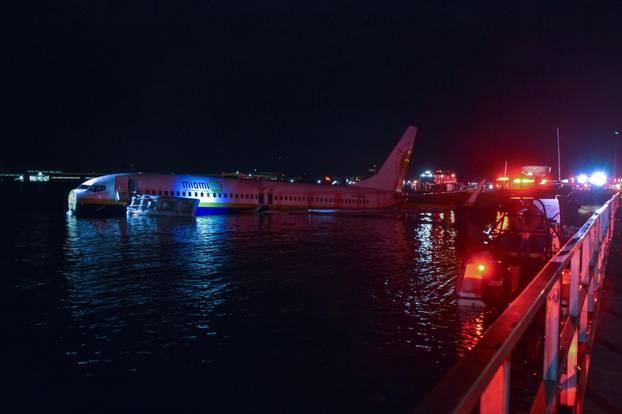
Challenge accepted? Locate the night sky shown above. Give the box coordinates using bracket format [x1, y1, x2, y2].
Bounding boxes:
[3, 1, 621, 179]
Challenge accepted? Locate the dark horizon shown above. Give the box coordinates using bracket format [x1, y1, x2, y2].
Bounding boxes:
[3, 2, 621, 180]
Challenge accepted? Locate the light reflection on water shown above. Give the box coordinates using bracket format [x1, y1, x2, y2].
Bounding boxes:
[14, 210, 497, 413]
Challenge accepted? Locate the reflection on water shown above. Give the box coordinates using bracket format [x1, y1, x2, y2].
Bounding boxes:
[13, 210, 498, 413]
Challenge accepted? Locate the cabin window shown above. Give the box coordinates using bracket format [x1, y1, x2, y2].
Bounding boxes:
[182, 192, 186, 196]
[200, 192, 204, 197]
[235, 194, 238, 198]
[157, 190, 162, 195]
[164, 191, 169, 196]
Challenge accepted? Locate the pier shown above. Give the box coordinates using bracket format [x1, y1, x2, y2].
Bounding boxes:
[584, 216, 622, 413]
[415, 193, 621, 414]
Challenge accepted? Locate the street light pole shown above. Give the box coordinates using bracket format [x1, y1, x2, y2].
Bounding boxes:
[614, 130, 620, 179]
[556, 127, 561, 182]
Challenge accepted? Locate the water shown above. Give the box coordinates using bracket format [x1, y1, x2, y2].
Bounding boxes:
[9, 209, 502, 413]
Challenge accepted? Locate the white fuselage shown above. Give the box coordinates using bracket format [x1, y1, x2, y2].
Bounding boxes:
[68, 173, 401, 215]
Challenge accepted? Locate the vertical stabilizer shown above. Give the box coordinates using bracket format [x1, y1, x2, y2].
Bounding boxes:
[356, 126, 417, 192]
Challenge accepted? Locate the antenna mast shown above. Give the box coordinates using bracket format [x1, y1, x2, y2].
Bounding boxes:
[556, 128, 561, 182]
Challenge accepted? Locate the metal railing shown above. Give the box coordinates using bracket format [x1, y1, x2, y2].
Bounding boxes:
[415, 193, 620, 414]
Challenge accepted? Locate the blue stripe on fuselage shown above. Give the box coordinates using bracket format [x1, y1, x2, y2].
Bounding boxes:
[195, 206, 253, 215]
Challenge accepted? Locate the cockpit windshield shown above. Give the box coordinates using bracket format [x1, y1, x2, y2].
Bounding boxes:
[78, 184, 90, 190]
[89, 185, 107, 192]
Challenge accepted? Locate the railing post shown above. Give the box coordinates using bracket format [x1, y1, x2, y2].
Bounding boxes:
[588, 272, 596, 313]
[580, 293, 589, 343]
[541, 277, 561, 412]
[560, 330, 579, 406]
[569, 251, 580, 319]
[580, 234, 590, 286]
[596, 240, 604, 288]
[544, 278, 560, 383]
[610, 201, 616, 241]
[480, 358, 510, 414]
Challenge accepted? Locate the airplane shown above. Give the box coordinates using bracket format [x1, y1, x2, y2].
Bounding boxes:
[67, 125, 417, 216]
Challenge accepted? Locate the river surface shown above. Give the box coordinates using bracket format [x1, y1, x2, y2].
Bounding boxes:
[9, 209, 523, 413]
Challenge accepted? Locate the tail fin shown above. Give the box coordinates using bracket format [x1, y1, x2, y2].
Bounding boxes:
[356, 126, 417, 192]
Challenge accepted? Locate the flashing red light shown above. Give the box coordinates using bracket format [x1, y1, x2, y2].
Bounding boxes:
[477, 264, 486, 272]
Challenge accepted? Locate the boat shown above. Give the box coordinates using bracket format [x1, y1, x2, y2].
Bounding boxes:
[456, 196, 567, 305]
[126, 195, 199, 217]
